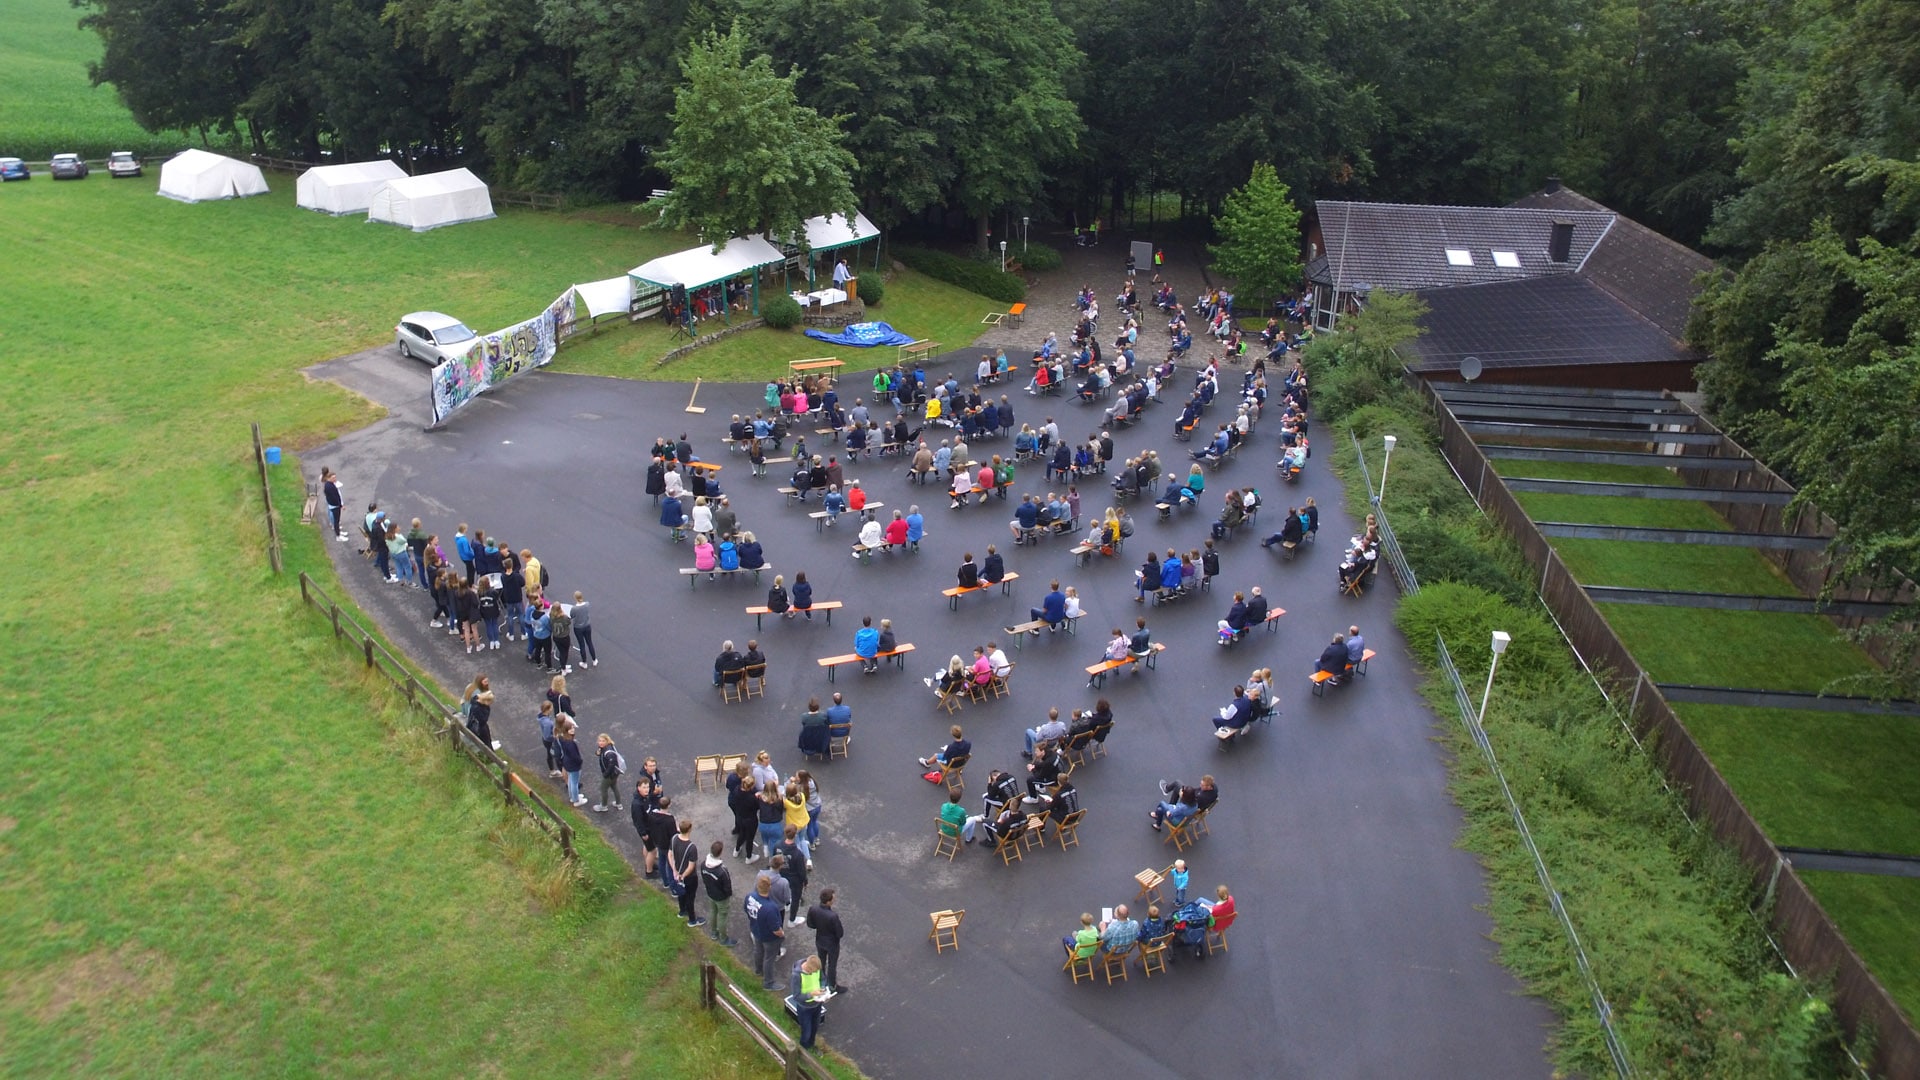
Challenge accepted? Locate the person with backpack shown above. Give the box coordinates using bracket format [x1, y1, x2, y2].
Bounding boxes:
[529, 602, 553, 670]
[462, 675, 497, 751]
[549, 602, 574, 674]
[667, 818, 705, 928]
[593, 733, 625, 812]
[701, 840, 737, 945]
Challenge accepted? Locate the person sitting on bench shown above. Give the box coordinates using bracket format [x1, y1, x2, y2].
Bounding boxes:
[1262, 508, 1305, 550]
[1315, 633, 1350, 685]
[956, 553, 980, 590]
[1031, 581, 1069, 631]
[1211, 685, 1255, 734]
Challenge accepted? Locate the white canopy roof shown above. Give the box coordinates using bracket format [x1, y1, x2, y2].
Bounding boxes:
[572, 276, 634, 319]
[367, 168, 495, 232]
[157, 149, 269, 203]
[790, 211, 879, 252]
[297, 159, 406, 215]
[628, 235, 787, 290]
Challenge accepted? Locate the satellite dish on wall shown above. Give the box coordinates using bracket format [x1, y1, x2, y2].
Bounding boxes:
[1460, 355, 1483, 382]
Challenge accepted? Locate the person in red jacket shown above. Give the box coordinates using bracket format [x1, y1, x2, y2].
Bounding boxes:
[883, 510, 909, 548]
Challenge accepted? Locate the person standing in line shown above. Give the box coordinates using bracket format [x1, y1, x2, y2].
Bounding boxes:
[530, 602, 554, 671]
[476, 581, 501, 651]
[702, 840, 737, 945]
[746, 875, 786, 990]
[549, 602, 574, 675]
[807, 887, 848, 993]
[756, 782, 786, 864]
[727, 763, 760, 861]
[789, 956, 828, 1049]
[556, 716, 585, 805]
[406, 517, 431, 588]
[462, 675, 498, 751]
[537, 701, 560, 778]
[798, 769, 823, 849]
[384, 522, 411, 586]
[593, 733, 623, 812]
[776, 825, 809, 925]
[321, 468, 346, 539]
[667, 818, 705, 927]
[570, 591, 598, 666]
[455, 577, 481, 655]
[499, 560, 526, 642]
[454, 524, 475, 584]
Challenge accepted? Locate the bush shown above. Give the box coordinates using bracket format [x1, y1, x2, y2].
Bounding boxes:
[857, 276, 884, 306]
[894, 245, 1026, 303]
[1019, 242, 1063, 272]
[1394, 581, 1563, 687]
[761, 294, 803, 329]
[1393, 516, 1532, 605]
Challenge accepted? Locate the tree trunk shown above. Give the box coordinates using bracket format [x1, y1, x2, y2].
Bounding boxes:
[975, 213, 990, 256]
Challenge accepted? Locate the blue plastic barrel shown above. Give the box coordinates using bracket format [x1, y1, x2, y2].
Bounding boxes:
[264, 446, 282, 465]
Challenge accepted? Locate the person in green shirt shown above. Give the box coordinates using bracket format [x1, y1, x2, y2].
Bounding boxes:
[1062, 912, 1100, 958]
[939, 791, 967, 840]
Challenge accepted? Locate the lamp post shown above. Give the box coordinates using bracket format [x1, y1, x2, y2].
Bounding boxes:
[1000, 240, 1008, 273]
[1379, 434, 1397, 503]
[1479, 630, 1511, 724]
[1022, 216, 1029, 252]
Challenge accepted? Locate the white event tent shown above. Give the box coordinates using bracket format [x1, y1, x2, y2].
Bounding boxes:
[629, 235, 787, 315]
[367, 168, 495, 232]
[297, 159, 407, 215]
[157, 149, 270, 203]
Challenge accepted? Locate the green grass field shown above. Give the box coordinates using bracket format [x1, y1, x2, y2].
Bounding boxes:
[1492, 446, 1920, 1022]
[0, 173, 856, 1074]
[0, 0, 185, 159]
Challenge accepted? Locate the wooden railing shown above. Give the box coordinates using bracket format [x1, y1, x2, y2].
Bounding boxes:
[251, 422, 283, 573]
[698, 963, 833, 1080]
[295, 570, 576, 859]
[494, 189, 564, 210]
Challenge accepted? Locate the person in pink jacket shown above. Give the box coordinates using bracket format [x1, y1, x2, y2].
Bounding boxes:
[694, 537, 718, 578]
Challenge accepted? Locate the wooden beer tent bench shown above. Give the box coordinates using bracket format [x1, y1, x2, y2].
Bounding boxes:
[1086, 642, 1165, 687]
[744, 600, 842, 629]
[817, 643, 916, 682]
[1311, 649, 1376, 696]
[944, 572, 1019, 610]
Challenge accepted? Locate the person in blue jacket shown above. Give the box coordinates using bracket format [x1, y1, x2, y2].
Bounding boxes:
[455, 525, 476, 584]
[660, 493, 686, 541]
[717, 537, 741, 572]
[792, 572, 815, 620]
[1158, 550, 1184, 594]
[854, 616, 881, 674]
[1030, 580, 1068, 630]
[905, 506, 925, 548]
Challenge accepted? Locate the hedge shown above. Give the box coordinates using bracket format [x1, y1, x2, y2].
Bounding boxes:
[893, 245, 1025, 303]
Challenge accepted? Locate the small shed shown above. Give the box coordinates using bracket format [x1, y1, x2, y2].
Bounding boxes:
[297, 159, 407, 215]
[157, 149, 270, 203]
[367, 168, 495, 232]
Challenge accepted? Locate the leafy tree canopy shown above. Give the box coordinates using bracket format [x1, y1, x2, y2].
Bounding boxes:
[1207, 162, 1303, 308]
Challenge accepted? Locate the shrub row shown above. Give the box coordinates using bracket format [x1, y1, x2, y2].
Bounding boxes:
[893, 245, 1026, 303]
[1303, 341, 1853, 1077]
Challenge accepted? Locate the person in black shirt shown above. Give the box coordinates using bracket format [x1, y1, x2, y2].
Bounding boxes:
[806, 888, 848, 993]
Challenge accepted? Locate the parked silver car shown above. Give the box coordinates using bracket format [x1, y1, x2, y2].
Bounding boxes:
[395, 311, 478, 364]
[49, 153, 88, 179]
[107, 151, 142, 178]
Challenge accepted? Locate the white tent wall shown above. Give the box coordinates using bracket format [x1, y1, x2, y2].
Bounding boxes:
[157, 149, 270, 203]
[297, 160, 407, 215]
[366, 168, 496, 232]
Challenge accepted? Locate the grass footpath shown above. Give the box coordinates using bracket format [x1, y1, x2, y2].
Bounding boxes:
[0, 175, 847, 1075]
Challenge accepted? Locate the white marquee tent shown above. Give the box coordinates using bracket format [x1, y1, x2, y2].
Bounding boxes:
[790, 211, 880, 253]
[297, 159, 407, 215]
[157, 149, 270, 203]
[367, 168, 495, 232]
[629, 235, 788, 291]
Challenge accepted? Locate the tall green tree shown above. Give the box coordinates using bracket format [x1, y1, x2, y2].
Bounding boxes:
[649, 22, 857, 248]
[1208, 163, 1303, 309]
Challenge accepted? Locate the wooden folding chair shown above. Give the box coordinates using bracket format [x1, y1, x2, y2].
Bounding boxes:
[1190, 805, 1212, 838]
[719, 673, 746, 704]
[718, 753, 748, 778]
[941, 754, 969, 797]
[1061, 729, 1094, 767]
[827, 724, 853, 759]
[1022, 812, 1050, 852]
[1100, 948, 1130, 984]
[1207, 925, 1229, 956]
[929, 909, 965, 953]
[1164, 815, 1200, 852]
[1089, 722, 1113, 759]
[1139, 933, 1173, 978]
[966, 677, 992, 704]
[990, 824, 1024, 865]
[933, 816, 961, 861]
[991, 663, 1014, 698]
[743, 663, 768, 700]
[936, 684, 964, 714]
[1052, 808, 1086, 849]
[1061, 940, 1095, 984]
[693, 754, 724, 791]
[1134, 865, 1167, 905]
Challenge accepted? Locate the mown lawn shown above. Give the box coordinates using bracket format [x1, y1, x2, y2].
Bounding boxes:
[1799, 873, 1920, 1026]
[0, 174, 818, 1076]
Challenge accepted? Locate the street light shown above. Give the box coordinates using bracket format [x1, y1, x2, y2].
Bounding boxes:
[1379, 434, 1397, 503]
[1478, 630, 1511, 724]
[1022, 216, 1030, 252]
[1000, 240, 1008, 272]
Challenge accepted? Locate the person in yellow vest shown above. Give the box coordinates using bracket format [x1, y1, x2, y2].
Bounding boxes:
[789, 955, 829, 1047]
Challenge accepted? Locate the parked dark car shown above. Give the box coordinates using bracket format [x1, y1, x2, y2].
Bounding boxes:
[50, 154, 89, 179]
[0, 157, 28, 181]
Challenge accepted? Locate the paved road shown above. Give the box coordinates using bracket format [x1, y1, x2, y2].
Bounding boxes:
[301, 240, 1555, 1080]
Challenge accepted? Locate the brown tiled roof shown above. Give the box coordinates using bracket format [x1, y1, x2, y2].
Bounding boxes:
[1507, 187, 1717, 340]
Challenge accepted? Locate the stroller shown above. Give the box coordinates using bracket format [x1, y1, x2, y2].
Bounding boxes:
[1171, 900, 1212, 960]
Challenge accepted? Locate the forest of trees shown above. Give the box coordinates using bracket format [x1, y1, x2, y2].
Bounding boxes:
[80, 0, 1918, 618]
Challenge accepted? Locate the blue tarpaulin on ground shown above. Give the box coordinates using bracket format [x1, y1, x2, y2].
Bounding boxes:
[803, 321, 916, 347]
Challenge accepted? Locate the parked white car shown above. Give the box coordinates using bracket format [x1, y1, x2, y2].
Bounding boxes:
[395, 311, 478, 364]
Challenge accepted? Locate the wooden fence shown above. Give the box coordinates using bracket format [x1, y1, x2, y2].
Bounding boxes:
[295, 570, 576, 859]
[1420, 379, 1918, 1078]
[698, 963, 833, 1080]
[494, 189, 564, 210]
[251, 422, 283, 574]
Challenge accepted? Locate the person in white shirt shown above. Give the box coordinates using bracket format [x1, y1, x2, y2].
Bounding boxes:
[987, 641, 1012, 679]
[1063, 586, 1084, 619]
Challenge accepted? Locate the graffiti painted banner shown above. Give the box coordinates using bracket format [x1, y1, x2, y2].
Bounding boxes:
[429, 288, 579, 426]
